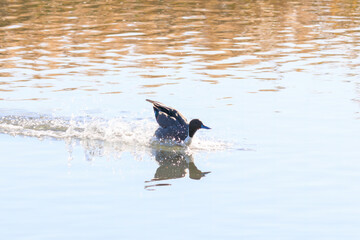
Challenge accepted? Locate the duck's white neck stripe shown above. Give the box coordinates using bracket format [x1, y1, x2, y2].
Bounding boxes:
[184, 136, 192, 146]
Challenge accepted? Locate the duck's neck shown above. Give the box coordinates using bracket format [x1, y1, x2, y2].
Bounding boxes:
[189, 126, 196, 138]
[184, 136, 192, 146]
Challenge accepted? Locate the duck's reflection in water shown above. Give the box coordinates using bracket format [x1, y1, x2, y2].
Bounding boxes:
[145, 149, 210, 190]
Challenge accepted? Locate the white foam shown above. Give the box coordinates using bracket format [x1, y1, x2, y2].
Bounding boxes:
[0, 114, 233, 156]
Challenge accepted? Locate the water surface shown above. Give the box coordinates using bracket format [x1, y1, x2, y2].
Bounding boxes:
[1, 0, 360, 239]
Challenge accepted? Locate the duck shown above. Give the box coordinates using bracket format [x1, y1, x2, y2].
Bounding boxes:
[146, 99, 210, 145]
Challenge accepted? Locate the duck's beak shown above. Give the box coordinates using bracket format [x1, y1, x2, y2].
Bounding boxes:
[201, 124, 211, 129]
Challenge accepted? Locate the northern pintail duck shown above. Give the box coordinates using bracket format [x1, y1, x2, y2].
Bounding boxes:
[146, 99, 210, 145]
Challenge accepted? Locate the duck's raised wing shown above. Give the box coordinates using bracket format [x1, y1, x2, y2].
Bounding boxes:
[146, 99, 187, 128]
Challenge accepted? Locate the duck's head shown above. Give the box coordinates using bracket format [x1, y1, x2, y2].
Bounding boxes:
[188, 119, 211, 138]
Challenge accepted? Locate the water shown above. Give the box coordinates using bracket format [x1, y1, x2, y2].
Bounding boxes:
[1, 0, 360, 239]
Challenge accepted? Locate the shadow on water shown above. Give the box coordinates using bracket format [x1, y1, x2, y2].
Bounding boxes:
[144, 149, 210, 191]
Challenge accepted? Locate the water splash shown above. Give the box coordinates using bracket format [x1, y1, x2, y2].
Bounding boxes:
[0, 114, 153, 143]
[0, 113, 232, 156]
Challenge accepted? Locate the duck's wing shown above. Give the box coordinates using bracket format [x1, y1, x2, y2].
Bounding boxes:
[146, 99, 187, 128]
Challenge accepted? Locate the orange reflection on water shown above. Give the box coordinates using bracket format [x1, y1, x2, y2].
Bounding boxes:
[0, 0, 359, 99]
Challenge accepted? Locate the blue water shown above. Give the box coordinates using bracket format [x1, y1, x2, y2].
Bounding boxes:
[1, 0, 360, 239]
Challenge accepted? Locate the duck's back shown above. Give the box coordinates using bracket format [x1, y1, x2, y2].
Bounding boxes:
[155, 123, 188, 142]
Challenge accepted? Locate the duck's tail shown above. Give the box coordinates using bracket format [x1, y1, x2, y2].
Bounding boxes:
[146, 99, 156, 104]
[146, 99, 161, 118]
[146, 99, 165, 107]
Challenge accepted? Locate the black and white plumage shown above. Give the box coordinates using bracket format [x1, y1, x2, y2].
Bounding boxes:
[146, 99, 210, 145]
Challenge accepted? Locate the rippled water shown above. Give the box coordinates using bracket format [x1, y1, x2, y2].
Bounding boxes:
[1, 0, 360, 239]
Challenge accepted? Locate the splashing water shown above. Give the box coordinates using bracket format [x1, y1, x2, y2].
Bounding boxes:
[0, 114, 153, 144]
[0, 113, 233, 156]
